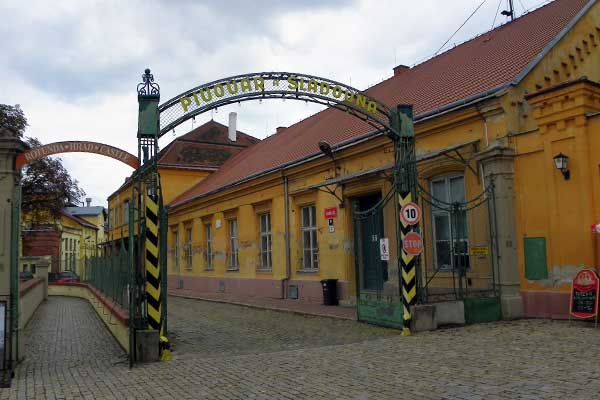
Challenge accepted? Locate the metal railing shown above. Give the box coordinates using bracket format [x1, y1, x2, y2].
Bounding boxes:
[82, 245, 130, 308]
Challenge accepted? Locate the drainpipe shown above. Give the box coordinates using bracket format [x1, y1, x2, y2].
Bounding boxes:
[283, 175, 291, 299]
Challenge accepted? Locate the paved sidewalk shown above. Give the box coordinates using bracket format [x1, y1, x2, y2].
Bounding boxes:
[167, 296, 395, 360]
[4, 295, 600, 399]
[168, 287, 357, 320]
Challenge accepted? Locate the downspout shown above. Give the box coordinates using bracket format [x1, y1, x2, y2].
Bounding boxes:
[283, 175, 291, 299]
[10, 186, 21, 365]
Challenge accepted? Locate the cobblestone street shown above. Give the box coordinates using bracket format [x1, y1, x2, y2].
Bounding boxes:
[2, 296, 600, 399]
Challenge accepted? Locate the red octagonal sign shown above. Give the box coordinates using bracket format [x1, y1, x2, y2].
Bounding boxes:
[403, 232, 423, 256]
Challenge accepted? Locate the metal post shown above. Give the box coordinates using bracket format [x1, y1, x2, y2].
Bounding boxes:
[128, 200, 135, 368]
[390, 104, 419, 336]
[159, 193, 168, 336]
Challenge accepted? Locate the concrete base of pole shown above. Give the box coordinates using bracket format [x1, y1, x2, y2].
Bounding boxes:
[135, 330, 159, 362]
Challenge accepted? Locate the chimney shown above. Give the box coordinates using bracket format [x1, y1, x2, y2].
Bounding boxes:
[85, 198, 92, 207]
[228, 112, 237, 142]
[276, 126, 287, 134]
[393, 64, 410, 76]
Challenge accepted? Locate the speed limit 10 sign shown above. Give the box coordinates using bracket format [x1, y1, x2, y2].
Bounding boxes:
[400, 202, 421, 225]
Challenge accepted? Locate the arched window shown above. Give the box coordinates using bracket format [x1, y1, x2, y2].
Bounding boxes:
[430, 174, 469, 271]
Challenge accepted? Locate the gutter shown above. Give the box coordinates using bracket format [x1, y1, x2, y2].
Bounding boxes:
[283, 175, 291, 299]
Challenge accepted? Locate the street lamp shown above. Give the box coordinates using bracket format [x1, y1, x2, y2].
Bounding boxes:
[318, 140, 334, 160]
[318, 139, 344, 207]
[553, 153, 570, 180]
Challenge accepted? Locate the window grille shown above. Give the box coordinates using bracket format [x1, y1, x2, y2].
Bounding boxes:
[430, 175, 469, 271]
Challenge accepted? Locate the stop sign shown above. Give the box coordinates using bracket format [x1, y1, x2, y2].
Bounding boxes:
[403, 232, 423, 256]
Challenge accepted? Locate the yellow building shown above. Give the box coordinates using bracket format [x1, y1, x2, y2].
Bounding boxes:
[163, 0, 600, 319]
[106, 120, 259, 244]
[21, 207, 99, 276]
[64, 198, 107, 244]
[59, 210, 99, 276]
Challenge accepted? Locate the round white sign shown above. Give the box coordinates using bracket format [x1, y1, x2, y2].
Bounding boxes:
[400, 202, 421, 225]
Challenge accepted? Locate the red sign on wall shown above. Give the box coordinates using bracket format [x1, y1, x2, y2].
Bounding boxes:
[324, 207, 337, 219]
[570, 269, 600, 320]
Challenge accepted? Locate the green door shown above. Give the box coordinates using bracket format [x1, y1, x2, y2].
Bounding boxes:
[353, 193, 402, 329]
[357, 194, 386, 291]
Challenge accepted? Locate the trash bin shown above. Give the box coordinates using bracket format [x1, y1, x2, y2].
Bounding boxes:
[321, 279, 338, 306]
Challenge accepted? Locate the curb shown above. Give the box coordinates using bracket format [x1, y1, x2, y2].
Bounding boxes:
[168, 292, 357, 321]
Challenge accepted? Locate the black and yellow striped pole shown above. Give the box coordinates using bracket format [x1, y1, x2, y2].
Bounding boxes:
[390, 104, 419, 336]
[399, 192, 417, 336]
[145, 193, 161, 333]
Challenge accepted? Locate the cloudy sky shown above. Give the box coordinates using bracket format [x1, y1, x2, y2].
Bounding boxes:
[1, 0, 549, 207]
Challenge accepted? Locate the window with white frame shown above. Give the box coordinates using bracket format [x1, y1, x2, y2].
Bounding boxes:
[173, 229, 180, 272]
[301, 205, 319, 271]
[259, 213, 272, 270]
[185, 226, 193, 270]
[205, 224, 213, 270]
[228, 219, 239, 270]
[430, 174, 469, 271]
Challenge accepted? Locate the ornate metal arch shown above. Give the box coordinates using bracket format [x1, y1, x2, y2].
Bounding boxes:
[158, 72, 395, 137]
[15, 141, 140, 169]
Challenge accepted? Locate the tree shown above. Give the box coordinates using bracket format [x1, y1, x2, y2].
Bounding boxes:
[0, 104, 27, 138]
[21, 137, 86, 222]
[0, 104, 86, 222]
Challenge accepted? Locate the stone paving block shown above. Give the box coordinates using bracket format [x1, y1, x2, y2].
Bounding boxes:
[4, 296, 600, 399]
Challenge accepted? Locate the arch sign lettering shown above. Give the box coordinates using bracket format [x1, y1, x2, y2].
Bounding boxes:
[158, 72, 394, 137]
[15, 141, 140, 169]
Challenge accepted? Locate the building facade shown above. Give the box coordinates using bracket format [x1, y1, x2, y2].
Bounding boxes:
[162, 0, 600, 319]
[106, 120, 260, 244]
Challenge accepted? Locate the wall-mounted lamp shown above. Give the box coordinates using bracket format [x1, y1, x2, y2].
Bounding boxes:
[553, 152, 570, 180]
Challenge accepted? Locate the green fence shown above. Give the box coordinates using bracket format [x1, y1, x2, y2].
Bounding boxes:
[82, 245, 130, 308]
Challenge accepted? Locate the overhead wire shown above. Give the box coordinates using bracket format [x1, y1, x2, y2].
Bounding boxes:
[434, 0, 489, 56]
[517, 0, 528, 13]
[491, 0, 503, 29]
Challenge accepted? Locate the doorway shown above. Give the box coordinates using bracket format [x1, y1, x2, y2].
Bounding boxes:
[354, 193, 387, 292]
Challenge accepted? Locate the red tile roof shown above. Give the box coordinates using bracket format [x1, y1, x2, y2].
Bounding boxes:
[158, 120, 260, 169]
[108, 120, 259, 200]
[170, 0, 591, 208]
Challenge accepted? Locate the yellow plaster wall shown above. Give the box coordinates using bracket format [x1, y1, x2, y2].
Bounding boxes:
[516, 80, 600, 293]
[168, 127, 498, 299]
[160, 168, 211, 205]
[107, 168, 210, 243]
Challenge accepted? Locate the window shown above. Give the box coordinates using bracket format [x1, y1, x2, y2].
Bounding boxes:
[430, 175, 469, 271]
[185, 227, 193, 270]
[301, 205, 318, 271]
[64, 238, 76, 271]
[205, 224, 213, 270]
[228, 219, 239, 270]
[173, 229, 180, 272]
[259, 213, 272, 270]
[123, 200, 129, 224]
